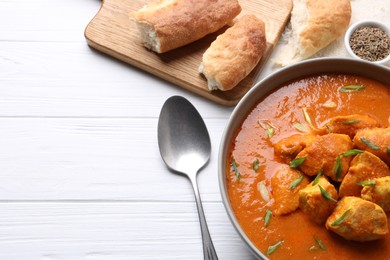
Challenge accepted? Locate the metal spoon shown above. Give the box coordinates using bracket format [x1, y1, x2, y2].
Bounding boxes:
[157, 96, 218, 260]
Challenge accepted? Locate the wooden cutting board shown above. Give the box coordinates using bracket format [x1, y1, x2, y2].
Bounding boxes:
[85, 0, 292, 106]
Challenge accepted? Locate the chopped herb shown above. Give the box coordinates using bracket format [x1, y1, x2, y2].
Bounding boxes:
[386, 147, 390, 157]
[267, 127, 275, 138]
[231, 157, 241, 181]
[331, 209, 351, 226]
[360, 137, 380, 150]
[342, 119, 361, 125]
[334, 155, 342, 180]
[325, 124, 331, 134]
[264, 209, 272, 227]
[293, 123, 309, 133]
[258, 181, 270, 202]
[290, 175, 304, 190]
[319, 185, 337, 203]
[290, 157, 306, 168]
[258, 120, 276, 139]
[315, 237, 327, 251]
[267, 240, 284, 256]
[312, 170, 322, 186]
[302, 108, 313, 127]
[357, 180, 376, 186]
[341, 149, 364, 157]
[339, 85, 365, 92]
[322, 100, 337, 108]
[253, 158, 260, 172]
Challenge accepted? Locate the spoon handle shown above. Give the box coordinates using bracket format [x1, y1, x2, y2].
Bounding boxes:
[189, 174, 219, 260]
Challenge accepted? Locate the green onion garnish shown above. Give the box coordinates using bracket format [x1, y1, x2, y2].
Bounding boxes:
[293, 123, 309, 133]
[325, 125, 331, 134]
[357, 180, 376, 186]
[342, 119, 361, 125]
[386, 147, 390, 157]
[290, 157, 306, 168]
[312, 170, 322, 186]
[360, 137, 380, 150]
[266, 127, 275, 138]
[231, 157, 241, 181]
[253, 158, 260, 172]
[331, 209, 351, 226]
[341, 149, 364, 157]
[319, 185, 337, 203]
[315, 237, 326, 251]
[302, 108, 313, 127]
[258, 120, 276, 139]
[339, 85, 365, 92]
[264, 209, 272, 227]
[267, 240, 284, 256]
[334, 155, 342, 180]
[290, 175, 304, 190]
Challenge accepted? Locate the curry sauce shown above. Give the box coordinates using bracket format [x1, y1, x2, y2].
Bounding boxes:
[226, 74, 390, 259]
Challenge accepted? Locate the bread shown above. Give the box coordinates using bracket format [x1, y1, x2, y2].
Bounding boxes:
[199, 15, 267, 91]
[129, 0, 241, 53]
[274, 0, 351, 66]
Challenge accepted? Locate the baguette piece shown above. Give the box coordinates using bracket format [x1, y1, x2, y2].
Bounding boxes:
[274, 0, 351, 66]
[130, 0, 241, 53]
[199, 15, 266, 91]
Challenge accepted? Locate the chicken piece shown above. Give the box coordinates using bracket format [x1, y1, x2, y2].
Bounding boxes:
[354, 127, 390, 166]
[270, 165, 310, 216]
[298, 175, 338, 224]
[362, 176, 390, 212]
[315, 114, 380, 138]
[339, 151, 390, 197]
[296, 133, 354, 181]
[326, 196, 388, 241]
[273, 134, 316, 163]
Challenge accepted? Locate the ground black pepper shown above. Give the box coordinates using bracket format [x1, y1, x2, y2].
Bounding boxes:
[349, 25, 390, 62]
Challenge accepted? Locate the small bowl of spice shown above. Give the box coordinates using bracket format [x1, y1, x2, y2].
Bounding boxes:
[344, 20, 390, 64]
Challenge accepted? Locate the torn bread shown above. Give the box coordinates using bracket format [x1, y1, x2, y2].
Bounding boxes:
[199, 15, 266, 91]
[274, 0, 351, 66]
[129, 0, 241, 53]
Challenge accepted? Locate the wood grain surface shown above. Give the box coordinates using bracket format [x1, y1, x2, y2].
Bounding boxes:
[2, 0, 389, 259]
[85, 0, 292, 106]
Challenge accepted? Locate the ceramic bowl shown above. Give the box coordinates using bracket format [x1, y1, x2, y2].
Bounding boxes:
[218, 58, 390, 259]
[344, 20, 390, 65]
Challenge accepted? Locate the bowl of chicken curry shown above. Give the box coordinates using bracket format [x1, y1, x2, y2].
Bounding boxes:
[219, 58, 390, 259]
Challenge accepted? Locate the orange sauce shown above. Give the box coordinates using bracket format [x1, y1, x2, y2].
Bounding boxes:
[226, 74, 390, 259]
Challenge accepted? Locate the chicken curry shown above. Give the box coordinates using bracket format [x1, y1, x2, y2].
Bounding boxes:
[226, 73, 390, 259]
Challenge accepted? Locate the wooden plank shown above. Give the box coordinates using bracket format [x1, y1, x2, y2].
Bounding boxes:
[0, 41, 234, 118]
[0, 202, 255, 259]
[0, 0, 99, 42]
[85, 0, 292, 105]
[0, 118, 226, 201]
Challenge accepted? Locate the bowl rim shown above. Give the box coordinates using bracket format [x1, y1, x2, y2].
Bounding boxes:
[344, 20, 390, 64]
[218, 58, 390, 260]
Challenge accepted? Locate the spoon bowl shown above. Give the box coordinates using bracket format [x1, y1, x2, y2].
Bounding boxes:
[158, 96, 211, 175]
[158, 96, 218, 260]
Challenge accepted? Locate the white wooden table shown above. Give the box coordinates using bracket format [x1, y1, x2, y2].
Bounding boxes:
[0, 1, 388, 259]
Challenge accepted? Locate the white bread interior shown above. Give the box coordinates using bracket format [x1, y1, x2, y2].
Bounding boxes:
[275, 0, 309, 66]
[274, 0, 351, 66]
[134, 21, 161, 53]
[198, 63, 221, 91]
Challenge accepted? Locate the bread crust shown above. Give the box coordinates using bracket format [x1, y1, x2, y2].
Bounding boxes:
[130, 0, 241, 53]
[200, 15, 266, 91]
[274, 0, 351, 66]
[300, 0, 351, 58]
